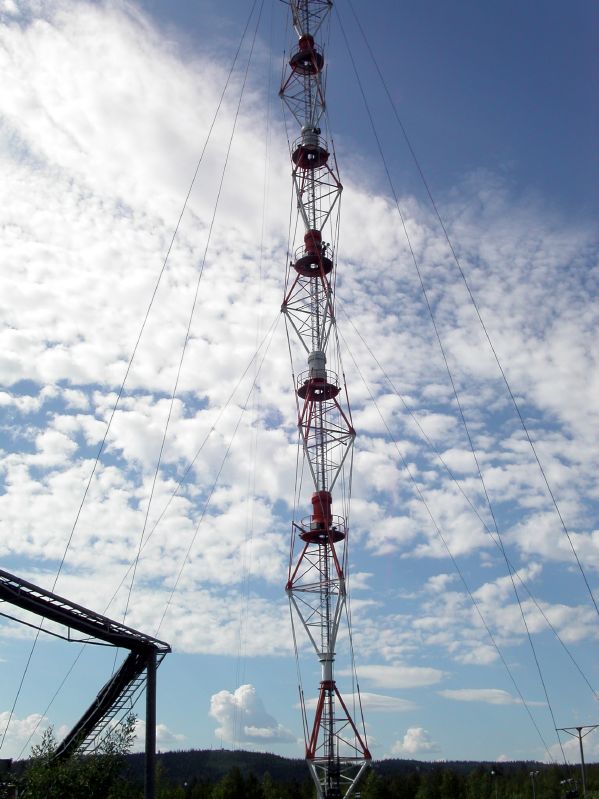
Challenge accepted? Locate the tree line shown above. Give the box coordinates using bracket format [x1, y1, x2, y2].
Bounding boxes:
[4, 718, 599, 799]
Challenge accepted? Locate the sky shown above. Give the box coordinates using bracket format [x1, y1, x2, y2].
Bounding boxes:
[0, 0, 598, 769]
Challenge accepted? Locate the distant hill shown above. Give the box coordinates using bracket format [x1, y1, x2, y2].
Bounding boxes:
[122, 748, 576, 786]
[124, 748, 309, 785]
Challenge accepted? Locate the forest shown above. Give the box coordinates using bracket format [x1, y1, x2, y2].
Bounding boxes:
[128, 756, 599, 799]
[3, 722, 598, 799]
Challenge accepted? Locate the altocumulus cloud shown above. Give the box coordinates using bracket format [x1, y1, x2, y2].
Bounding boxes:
[0, 0, 597, 673]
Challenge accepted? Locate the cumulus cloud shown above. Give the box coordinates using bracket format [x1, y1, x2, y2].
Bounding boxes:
[133, 718, 186, 752]
[550, 729, 599, 764]
[0, 711, 47, 757]
[391, 727, 440, 756]
[209, 684, 296, 745]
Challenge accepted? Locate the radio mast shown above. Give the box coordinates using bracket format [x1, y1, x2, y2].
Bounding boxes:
[279, 2, 371, 797]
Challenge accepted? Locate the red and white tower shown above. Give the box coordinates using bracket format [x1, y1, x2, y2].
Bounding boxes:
[280, 2, 371, 797]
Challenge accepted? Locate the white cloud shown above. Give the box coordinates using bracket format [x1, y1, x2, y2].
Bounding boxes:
[209, 684, 296, 745]
[0, 0, 596, 662]
[549, 729, 599, 764]
[351, 560, 599, 679]
[359, 692, 417, 713]
[347, 664, 446, 690]
[391, 727, 440, 756]
[0, 0, 19, 18]
[425, 572, 458, 594]
[0, 711, 47, 757]
[302, 691, 416, 714]
[133, 718, 185, 752]
[438, 688, 544, 706]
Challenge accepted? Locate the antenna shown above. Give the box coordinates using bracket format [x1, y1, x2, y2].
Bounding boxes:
[279, 2, 371, 797]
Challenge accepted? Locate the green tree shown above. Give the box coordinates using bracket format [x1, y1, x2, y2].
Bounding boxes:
[361, 769, 391, 799]
[415, 770, 441, 799]
[396, 770, 422, 799]
[187, 776, 214, 799]
[245, 771, 265, 799]
[262, 771, 279, 799]
[23, 714, 137, 799]
[211, 766, 246, 799]
[464, 767, 486, 799]
[440, 767, 462, 799]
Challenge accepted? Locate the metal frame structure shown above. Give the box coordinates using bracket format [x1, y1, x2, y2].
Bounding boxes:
[557, 725, 599, 797]
[0, 567, 170, 799]
[280, 2, 371, 797]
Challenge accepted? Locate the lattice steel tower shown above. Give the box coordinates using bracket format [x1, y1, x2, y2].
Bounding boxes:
[280, 2, 371, 797]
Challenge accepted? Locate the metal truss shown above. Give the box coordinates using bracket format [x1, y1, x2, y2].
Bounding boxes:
[0, 567, 170, 799]
[279, 2, 371, 796]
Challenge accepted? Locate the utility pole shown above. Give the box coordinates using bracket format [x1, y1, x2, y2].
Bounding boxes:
[279, 2, 371, 797]
[491, 769, 499, 799]
[530, 769, 540, 799]
[557, 725, 599, 797]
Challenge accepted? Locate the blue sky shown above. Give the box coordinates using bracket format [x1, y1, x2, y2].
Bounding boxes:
[0, 0, 598, 766]
[338, 0, 599, 219]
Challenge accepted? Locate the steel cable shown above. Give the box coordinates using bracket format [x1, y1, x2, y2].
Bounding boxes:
[343, 0, 599, 622]
[338, 302, 599, 704]
[0, 0, 262, 756]
[335, 5, 570, 762]
[341, 330, 556, 763]
[14, 313, 281, 758]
